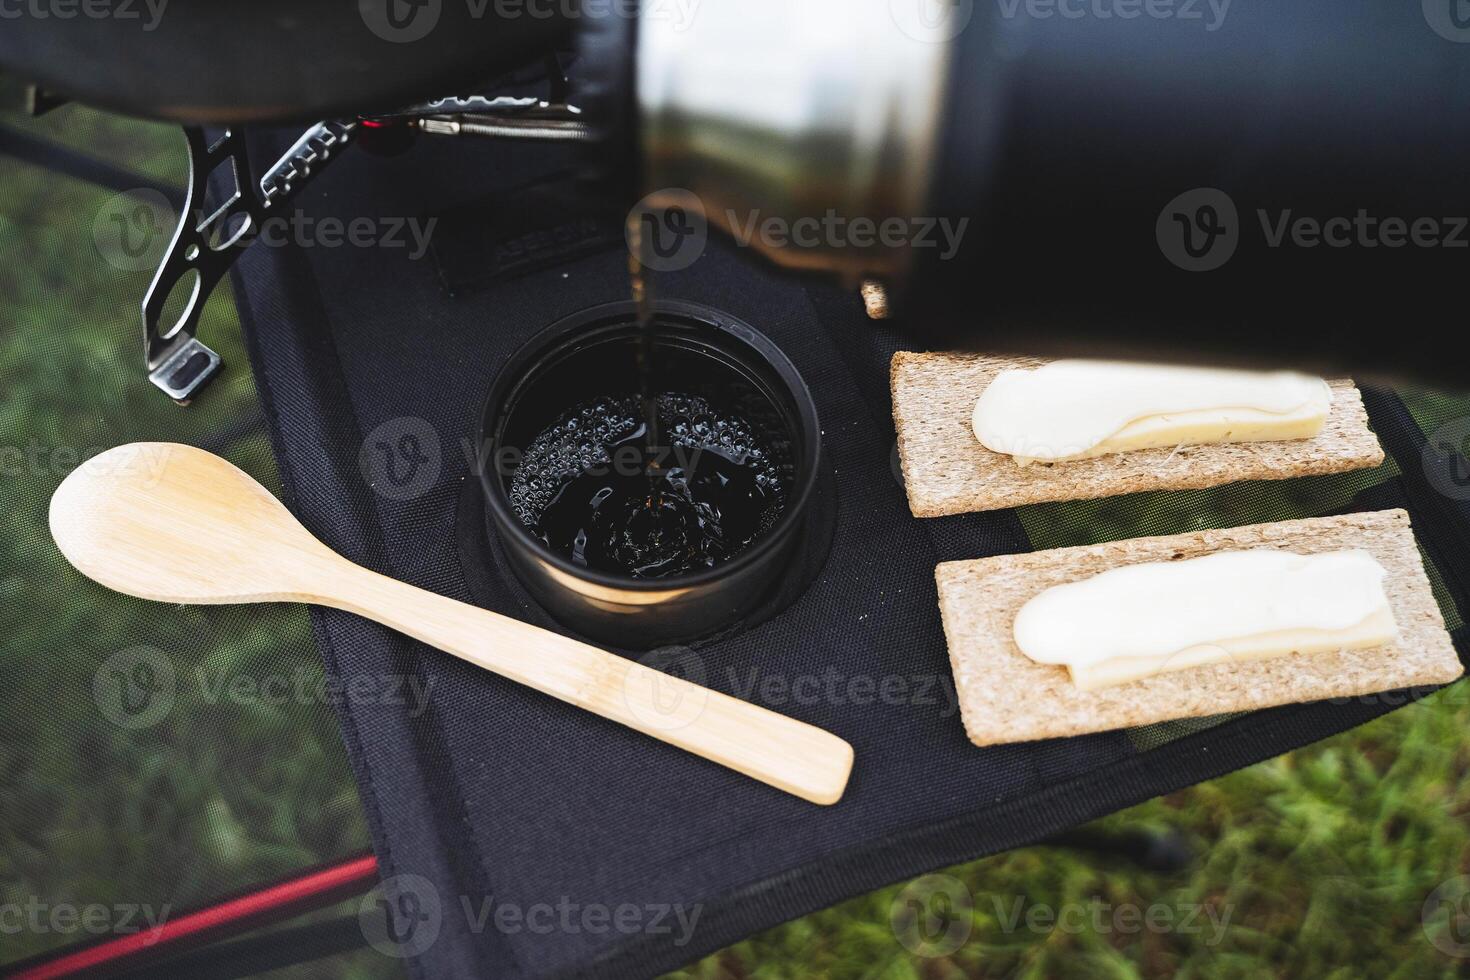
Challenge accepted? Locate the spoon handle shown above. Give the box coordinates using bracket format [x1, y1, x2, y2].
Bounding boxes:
[313, 561, 854, 805]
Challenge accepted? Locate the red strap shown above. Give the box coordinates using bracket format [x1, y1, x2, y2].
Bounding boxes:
[10, 854, 380, 979]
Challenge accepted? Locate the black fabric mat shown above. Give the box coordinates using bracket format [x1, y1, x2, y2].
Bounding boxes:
[228, 130, 1470, 979]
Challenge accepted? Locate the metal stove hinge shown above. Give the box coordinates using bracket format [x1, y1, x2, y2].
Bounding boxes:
[144, 121, 358, 402]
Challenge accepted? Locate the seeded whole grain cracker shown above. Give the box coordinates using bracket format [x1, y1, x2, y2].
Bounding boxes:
[890, 352, 1384, 517]
[934, 510, 1463, 747]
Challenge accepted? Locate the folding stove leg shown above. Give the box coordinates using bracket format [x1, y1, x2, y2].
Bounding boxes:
[143, 122, 357, 403]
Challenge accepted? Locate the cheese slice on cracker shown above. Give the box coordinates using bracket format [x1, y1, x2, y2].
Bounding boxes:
[972, 360, 1332, 465]
[934, 510, 1462, 747]
[1011, 549, 1397, 691]
[889, 352, 1384, 518]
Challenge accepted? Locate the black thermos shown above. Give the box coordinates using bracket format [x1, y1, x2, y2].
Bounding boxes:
[908, 0, 1470, 382]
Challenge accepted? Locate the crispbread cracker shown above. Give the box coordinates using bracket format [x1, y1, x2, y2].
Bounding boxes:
[935, 510, 1462, 747]
[890, 352, 1384, 517]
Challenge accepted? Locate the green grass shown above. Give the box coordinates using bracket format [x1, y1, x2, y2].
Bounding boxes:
[3, 84, 1469, 979]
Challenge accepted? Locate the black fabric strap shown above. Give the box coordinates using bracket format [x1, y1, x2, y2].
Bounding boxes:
[0, 124, 184, 204]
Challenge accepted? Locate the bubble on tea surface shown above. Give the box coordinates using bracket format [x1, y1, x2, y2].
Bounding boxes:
[509, 392, 786, 546]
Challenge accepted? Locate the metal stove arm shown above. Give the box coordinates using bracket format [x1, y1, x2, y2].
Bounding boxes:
[386, 94, 590, 142]
[386, 55, 589, 140]
[144, 121, 357, 403]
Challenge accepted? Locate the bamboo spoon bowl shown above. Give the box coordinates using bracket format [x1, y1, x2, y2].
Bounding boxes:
[49, 443, 854, 805]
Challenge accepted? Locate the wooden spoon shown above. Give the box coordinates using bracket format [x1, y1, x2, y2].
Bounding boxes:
[49, 442, 853, 805]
